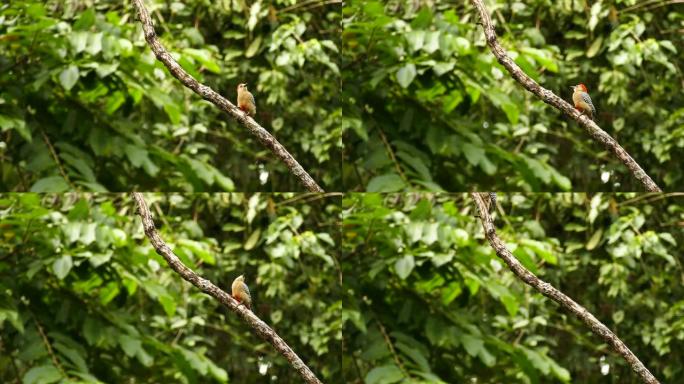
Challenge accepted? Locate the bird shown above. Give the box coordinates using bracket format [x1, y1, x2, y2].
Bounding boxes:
[237, 83, 256, 117]
[571, 83, 596, 120]
[231, 275, 252, 310]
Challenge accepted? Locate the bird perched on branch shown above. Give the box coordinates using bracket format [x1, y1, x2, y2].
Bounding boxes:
[231, 275, 252, 310]
[571, 83, 596, 120]
[237, 83, 256, 117]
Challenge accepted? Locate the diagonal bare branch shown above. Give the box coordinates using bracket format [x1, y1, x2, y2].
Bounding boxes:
[470, 192, 659, 384]
[131, 193, 323, 384]
[469, 0, 661, 192]
[131, 0, 324, 192]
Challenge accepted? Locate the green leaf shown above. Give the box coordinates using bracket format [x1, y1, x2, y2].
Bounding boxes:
[587, 36, 603, 58]
[586, 228, 603, 250]
[53, 342, 88, 373]
[441, 282, 462, 305]
[52, 255, 73, 280]
[405, 31, 425, 52]
[86, 32, 103, 55]
[124, 144, 159, 176]
[501, 102, 519, 124]
[118, 334, 141, 357]
[159, 294, 177, 317]
[105, 92, 126, 115]
[0, 309, 24, 334]
[432, 62, 455, 76]
[588, 2, 602, 31]
[406, 222, 423, 244]
[396, 64, 416, 88]
[245, 36, 262, 58]
[184, 48, 221, 74]
[520, 47, 558, 73]
[0, 115, 31, 142]
[462, 142, 484, 166]
[26, 3, 46, 18]
[423, 31, 440, 53]
[95, 63, 118, 78]
[99, 281, 120, 305]
[244, 228, 261, 250]
[500, 294, 519, 316]
[74, 8, 96, 30]
[396, 151, 431, 181]
[365, 365, 404, 384]
[69, 32, 88, 53]
[442, 90, 463, 113]
[367, 173, 407, 192]
[163, 102, 182, 125]
[396, 341, 430, 372]
[461, 334, 484, 357]
[22, 365, 61, 384]
[395, 255, 415, 279]
[59, 65, 80, 91]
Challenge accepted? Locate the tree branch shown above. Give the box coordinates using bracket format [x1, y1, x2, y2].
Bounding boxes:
[470, 192, 659, 384]
[469, 0, 661, 192]
[130, 0, 324, 192]
[131, 193, 323, 384]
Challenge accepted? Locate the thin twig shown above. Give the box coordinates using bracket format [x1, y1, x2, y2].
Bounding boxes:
[470, 192, 659, 384]
[469, 0, 661, 192]
[376, 126, 409, 185]
[350, 351, 364, 383]
[278, 0, 341, 14]
[375, 318, 410, 379]
[276, 192, 344, 206]
[618, 192, 684, 206]
[33, 317, 67, 379]
[131, 193, 322, 384]
[130, 0, 323, 192]
[621, 0, 684, 13]
[619, 0, 663, 13]
[41, 131, 73, 189]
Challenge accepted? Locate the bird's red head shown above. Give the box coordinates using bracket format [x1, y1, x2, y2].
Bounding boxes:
[576, 83, 588, 92]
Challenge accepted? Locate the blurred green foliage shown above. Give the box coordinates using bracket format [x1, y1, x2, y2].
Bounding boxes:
[342, 193, 684, 383]
[342, 0, 684, 191]
[0, 0, 342, 192]
[0, 193, 342, 383]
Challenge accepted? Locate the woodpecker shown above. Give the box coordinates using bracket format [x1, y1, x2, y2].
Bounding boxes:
[231, 275, 252, 310]
[237, 83, 256, 117]
[571, 84, 596, 120]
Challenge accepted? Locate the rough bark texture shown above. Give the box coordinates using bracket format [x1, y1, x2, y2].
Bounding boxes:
[131, 0, 323, 193]
[469, 0, 661, 192]
[470, 193, 659, 384]
[132, 193, 323, 384]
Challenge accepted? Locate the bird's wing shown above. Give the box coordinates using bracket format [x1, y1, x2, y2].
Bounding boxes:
[248, 92, 255, 106]
[581, 93, 596, 114]
[241, 282, 251, 298]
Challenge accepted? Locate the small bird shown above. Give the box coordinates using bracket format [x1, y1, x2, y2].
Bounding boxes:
[237, 83, 256, 117]
[231, 275, 252, 310]
[571, 83, 596, 120]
